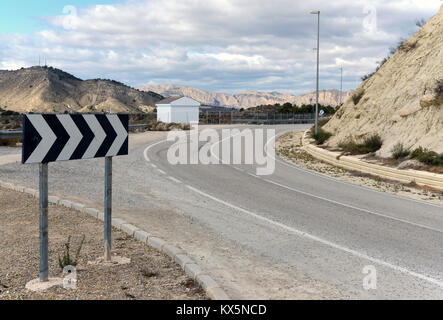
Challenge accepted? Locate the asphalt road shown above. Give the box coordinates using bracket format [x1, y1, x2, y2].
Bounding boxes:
[1, 124, 442, 299]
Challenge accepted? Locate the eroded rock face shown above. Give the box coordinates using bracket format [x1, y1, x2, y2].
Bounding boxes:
[324, 5, 443, 158]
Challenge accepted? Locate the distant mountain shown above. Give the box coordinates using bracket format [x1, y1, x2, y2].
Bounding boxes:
[0, 66, 163, 113]
[139, 84, 353, 109]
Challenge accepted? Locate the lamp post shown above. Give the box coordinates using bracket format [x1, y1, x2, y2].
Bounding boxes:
[340, 66, 343, 106]
[311, 10, 320, 134]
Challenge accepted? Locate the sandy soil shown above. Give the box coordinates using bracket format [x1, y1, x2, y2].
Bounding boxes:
[276, 131, 443, 206]
[0, 187, 205, 300]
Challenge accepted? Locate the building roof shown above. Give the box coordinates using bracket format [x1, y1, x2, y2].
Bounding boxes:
[156, 96, 183, 104]
[156, 96, 201, 107]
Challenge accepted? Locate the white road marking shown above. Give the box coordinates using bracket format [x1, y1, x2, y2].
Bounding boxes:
[144, 129, 443, 233]
[157, 169, 166, 175]
[246, 171, 443, 234]
[143, 138, 167, 163]
[185, 184, 443, 289]
[265, 130, 443, 209]
[168, 176, 182, 184]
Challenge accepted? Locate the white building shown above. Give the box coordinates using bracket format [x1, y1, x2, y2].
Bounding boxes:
[156, 96, 201, 124]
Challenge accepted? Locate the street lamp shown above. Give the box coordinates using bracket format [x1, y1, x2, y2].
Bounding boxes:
[340, 66, 343, 106]
[311, 10, 320, 134]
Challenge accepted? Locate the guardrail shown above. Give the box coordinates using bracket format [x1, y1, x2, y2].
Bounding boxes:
[0, 125, 149, 139]
[128, 124, 149, 131]
[0, 130, 22, 140]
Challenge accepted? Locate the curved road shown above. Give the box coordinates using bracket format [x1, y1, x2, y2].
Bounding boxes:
[0, 124, 442, 299]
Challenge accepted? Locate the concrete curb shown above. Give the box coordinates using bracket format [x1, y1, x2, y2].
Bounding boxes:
[0, 181, 230, 300]
[301, 130, 443, 191]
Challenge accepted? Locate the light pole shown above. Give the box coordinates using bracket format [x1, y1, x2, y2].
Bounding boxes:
[311, 10, 320, 134]
[340, 66, 343, 106]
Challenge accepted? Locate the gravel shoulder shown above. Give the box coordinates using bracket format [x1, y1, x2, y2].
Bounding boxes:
[276, 131, 443, 206]
[0, 187, 205, 300]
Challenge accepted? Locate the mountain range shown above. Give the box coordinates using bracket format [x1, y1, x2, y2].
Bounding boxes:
[0, 66, 163, 113]
[139, 84, 353, 109]
[0, 66, 352, 114]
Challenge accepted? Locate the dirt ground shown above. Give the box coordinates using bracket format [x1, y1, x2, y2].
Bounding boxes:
[276, 131, 443, 206]
[0, 187, 206, 300]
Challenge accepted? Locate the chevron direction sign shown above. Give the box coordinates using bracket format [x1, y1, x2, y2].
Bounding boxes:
[22, 114, 129, 164]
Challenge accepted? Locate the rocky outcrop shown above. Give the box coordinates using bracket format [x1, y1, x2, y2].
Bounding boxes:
[140, 84, 352, 109]
[324, 5, 443, 157]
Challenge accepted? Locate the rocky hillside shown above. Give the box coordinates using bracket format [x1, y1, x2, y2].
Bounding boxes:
[140, 84, 352, 109]
[0, 66, 163, 113]
[324, 6, 443, 157]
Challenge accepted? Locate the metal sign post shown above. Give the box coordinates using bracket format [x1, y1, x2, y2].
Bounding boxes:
[39, 163, 49, 282]
[104, 156, 112, 261]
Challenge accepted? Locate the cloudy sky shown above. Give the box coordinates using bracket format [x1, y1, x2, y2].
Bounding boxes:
[0, 0, 441, 94]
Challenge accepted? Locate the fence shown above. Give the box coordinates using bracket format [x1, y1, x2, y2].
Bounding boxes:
[200, 111, 316, 125]
[0, 112, 318, 139]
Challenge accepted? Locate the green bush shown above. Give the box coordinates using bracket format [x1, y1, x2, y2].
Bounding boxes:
[58, 235, 85, 271]
[410, 147, 443, 166]
[339, 134, 383, 155]
[338, 139, 361, 154]
[391, 143, 410, 159]
[311, 128, 332, 145]
[363, 134, 383, 152]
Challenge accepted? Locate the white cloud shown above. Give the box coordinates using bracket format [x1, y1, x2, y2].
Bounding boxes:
[0, 0, 441, 93]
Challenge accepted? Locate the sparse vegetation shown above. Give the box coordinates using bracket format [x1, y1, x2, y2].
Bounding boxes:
[415, 18, 427, 28]
[361, 57, 389, 81]
[58, 235, 85, 271]
[363, 134, 383, 152]
[399, 39, 417, 53]
[391, 143, 410, 159]
[147, 120, 191, 132]
[352, 89, 365, 105]
[311, 128, 332, 145]
[339, 134, 383, 155]
[253, 103, 336, 115]
[410, 147, 443, 166]
[0, 137, 21, 147]
[0, 110, 20, 116]
[435, 79, 443, 97]
[44, 66, 82, 81]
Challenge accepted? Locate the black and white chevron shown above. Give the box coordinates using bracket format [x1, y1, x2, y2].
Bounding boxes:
[22, 114, 129, 164]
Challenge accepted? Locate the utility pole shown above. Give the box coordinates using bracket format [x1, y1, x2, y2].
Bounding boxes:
[311, 10, 320, 134]
[340, 66, 343, 106]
